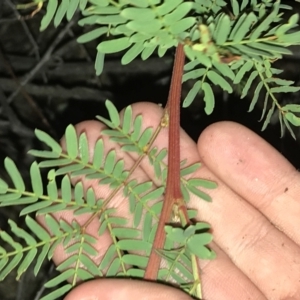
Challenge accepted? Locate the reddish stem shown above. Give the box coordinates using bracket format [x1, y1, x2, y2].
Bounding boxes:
[144, 43, 186, 280]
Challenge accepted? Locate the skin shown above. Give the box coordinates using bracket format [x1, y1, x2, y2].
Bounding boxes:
[42, 102, 300, 300]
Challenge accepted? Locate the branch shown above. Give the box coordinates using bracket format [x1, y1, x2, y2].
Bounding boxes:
[144, 43, 186, 280]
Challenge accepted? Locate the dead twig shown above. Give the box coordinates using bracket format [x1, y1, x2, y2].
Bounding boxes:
[4, 18, 77, 105]
[0, 77, 112, 101]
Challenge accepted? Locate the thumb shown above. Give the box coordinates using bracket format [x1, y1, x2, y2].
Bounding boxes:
[64, 279, 193, 300]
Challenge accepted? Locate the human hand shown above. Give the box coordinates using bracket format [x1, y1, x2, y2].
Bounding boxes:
[43, 102, 300, 300]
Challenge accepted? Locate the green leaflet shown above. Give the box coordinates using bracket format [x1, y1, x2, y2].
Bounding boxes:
[248, 81, 264, 112]
[250, 3, 280, 40]
[95, 51, 105, 75]
[234, 60, 253, 84]
[97, 38, 131, 54]
[122, 42, 144, 65]
[163, 2, 193, 25]
[77, 27, 109, 43]
[207, 70, 233, 93]
[232, 12, 257, 43]
[170, 17, 195, 35]
[285, 112, 300, 126]
[4, 158, 25, 192]
[127, 19, 162, 34]
[67, 0, 79, 20]
[32, 129, 62, 155]
[202, 82, 215, 115]
[121, 8, 156, 21]
[30, 162, 43, 197]
[214, 13, 231, 44]
[241, 70, 258, 98]
[156, 0, 183, 15]
[183, 80, 202, 108]
[230, 0, 239, 16]
[40, 0, 58, 31]
[54, 0, 69, 27]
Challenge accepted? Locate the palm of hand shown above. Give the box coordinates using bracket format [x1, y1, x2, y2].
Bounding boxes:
[42, 103, 300, 300]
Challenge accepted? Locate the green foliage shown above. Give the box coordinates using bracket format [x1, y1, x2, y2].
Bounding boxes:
[0, 100, 216, 300]
[9, 0, 300, 298]
[24, 0, 300, 137]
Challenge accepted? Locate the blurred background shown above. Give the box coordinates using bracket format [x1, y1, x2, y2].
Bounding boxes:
[0, 0, 300, 299]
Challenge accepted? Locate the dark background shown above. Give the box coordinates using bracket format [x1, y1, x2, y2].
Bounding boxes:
[0, 0, 300, 299]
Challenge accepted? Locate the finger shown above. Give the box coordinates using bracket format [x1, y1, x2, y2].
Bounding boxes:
[64, 279, 192, 300]
[196, 121, 300, 299]
[45, 103, 171, 269]
[62, 106, 266, 299]
[44, 118, 155, 268]
[198, 121, 300, 246]
[49, 104, 265, 298]
[200, 242, 266, 300]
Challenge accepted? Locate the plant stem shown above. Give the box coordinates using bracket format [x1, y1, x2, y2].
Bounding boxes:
[144, 43, 186, 280]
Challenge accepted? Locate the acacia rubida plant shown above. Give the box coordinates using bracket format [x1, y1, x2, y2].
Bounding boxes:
[1, 0, 300, 299]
